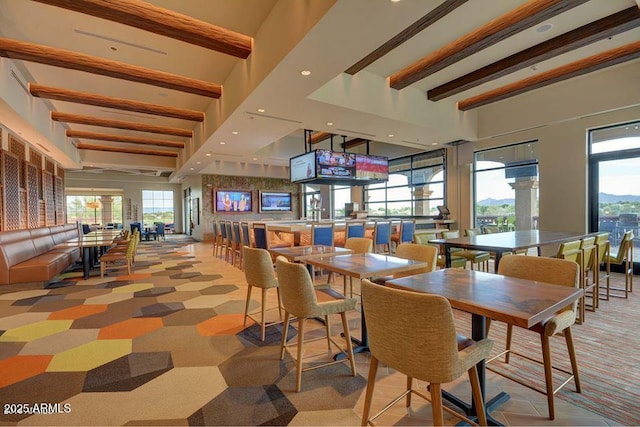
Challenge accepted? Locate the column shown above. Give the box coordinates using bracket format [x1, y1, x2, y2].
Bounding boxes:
[99, 196, 113, 225]
[413, 187, 433, 216]
[508, 179, 538, 230]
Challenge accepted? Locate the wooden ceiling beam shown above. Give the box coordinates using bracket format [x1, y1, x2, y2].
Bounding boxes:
[32, 0, 252, 59]
[52, 111, 192, 137]
[343, 138, 369, 150]
[389, 0, 589, 90]
[309, 131, 332, 145]
[458, 41, 640, 111]
[29, 84, 204, 121]
[75, 142, 178, 157]
[345, 0, 467, 75]
[0, 38, 221, 98]
[429, 7, 640, 101]
[67, 129, 184, 148]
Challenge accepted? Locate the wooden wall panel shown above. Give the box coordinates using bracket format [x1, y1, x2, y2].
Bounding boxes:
[3, 151, 22, 231]
[45, 157, 55, 174]
[43, 170, 55, 226]
[9, 135, 26, 189]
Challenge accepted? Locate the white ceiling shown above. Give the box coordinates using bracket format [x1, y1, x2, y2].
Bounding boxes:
[0, 0, 638, 181]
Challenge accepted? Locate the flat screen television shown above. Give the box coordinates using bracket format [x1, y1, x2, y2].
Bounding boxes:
[259, 191, 292, 212]
[356, 154, 389, 181]
[316, 150, 356, 178]
[213, 189, 252, 213]
[290, 151, 316, 182]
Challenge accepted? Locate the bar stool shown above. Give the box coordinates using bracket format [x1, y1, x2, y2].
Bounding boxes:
[243, 247, 282, 341]
[345, 220, 365, 239]
[390, 219, 415, 252]
[594, 233, 611, 300]
[372, 220, 391, 254]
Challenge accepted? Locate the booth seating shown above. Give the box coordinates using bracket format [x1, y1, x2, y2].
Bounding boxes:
[0, 224, 80, 285]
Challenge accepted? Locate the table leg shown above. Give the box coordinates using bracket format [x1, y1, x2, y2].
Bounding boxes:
[445, 245, 452, 268]
[335, 278, 369, 361]
[441, 313, 509, 426]
[82, 247, 92, 279]
[493, 251, 504, 273]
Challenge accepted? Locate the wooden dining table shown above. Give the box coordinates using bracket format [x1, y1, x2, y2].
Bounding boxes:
[304, 253, 431, 358]
[386, 268, 583, 425]
[430, 230, 594, 272]
[268, 244, 353, 262]
[56, 231, 121, 279]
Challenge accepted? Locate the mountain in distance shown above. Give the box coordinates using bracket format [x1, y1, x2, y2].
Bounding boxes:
[477, 198, 515, 206]
[599, 193, 640, 203]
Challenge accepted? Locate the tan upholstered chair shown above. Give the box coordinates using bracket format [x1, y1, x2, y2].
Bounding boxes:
[489, 255, 581, 420]
[360, 280, 493, 426]
[413, 232, 466, 269]
[555, 240, 585, 323]
[275, 257, 357, 392]
[243, 247, 282, 341]
[100, 234, 137, 278]
[340, 237, 373, 297]
[372, 243, 437, 285]
[579, 236, 598, 311]
[442, 230, 490, 271]
[594, 232, 611, 300]
[607, 230, 634, 298]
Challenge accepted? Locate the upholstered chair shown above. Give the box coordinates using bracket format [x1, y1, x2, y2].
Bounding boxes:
[372, 221, 392, 254]
[390, 220, 415, 252]
[413, 232, 466, 269]
[242, 247, 283, 341]
[372, 243, 437, 285]
[490, 255, 581, 420]
[555, 240, 585, 323]
[594, 233, 611, 300]
[607, 230, 634, 298]
[341, 237, 373, 297]
[100, 236, 137, 278]
[579, 236, 598, 311]
[442, 230, 491, 271]
[275, 257, 357, 392]
[360, 280, 493, 426]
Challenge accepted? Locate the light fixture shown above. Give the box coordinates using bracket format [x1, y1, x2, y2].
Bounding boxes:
[232, 131, 238, 135]
[196, 161, 201, 164]
[206, 153, 212, 156]
[431, 142, 438, 146]
[253, 157, 258, 161]
[86, 200, 101, 224]
[300, 70, 311, 76]
[327, 122, 333, 126]
[257, 108, 265, 113]
[388, 134, 394, 138]
[536, 23, 553, 33]
[189, 167, 194, 170]
[220, 141, 226, 145]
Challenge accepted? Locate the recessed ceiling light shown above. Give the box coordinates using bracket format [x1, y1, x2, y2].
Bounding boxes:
[388, 134, 394, 138]
[220, 141, 226, 145]
[232, 131, 238, 135]
[253, 157, 258, 161]
[390, 0, 401, 2]
[196, 161, 201, 165]
[158, 92, 168, 97]
[431, 142, 438, 146]
[300, 70, 311, 76]
[189, 167, 194, 170]
[536, 23, 553, 33]
[206, 153, 212, 156]
[257, 108, 265, 113]
[110, 46, 117, 51]
[327, 122, 333, 126]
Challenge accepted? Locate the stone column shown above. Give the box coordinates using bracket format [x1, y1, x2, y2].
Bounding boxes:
[99, 196, 113, 225]
[508, 179, 538, 230]
[413, 187, 433, 216]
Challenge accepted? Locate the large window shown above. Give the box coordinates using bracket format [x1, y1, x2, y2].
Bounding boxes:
[332, 185, 351, 219]
[142, 190, 174, 225]
[364, 150, 445, 217]
[474, 141, 539, 230]
[66, 195, 123, 225]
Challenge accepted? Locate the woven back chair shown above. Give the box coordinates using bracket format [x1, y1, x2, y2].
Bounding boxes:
[242, 247, 282, 341]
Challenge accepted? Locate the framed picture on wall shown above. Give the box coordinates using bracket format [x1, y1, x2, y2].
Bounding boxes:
[213, 189, 253, 213]
[259, 191, 292, 213]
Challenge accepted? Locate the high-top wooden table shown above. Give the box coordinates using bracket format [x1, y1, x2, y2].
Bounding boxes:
[386, 268, 583, 425]
[430, 230, 593, 272]
[304, 253, 431, 358]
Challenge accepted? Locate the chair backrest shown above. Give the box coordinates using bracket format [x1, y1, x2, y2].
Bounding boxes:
[220, 221, 228, 239]
[612, 231, 634, 264]
[82, 224, 91, 234]
[311, 223, 335, 246]
[441, 230, 460, 239]
[243, 247, 278, 289]
[241, 222, 251, 247]
[399, 220, 415, 243]
[465, 228, 482, 237]
[373, 221, 391, 246]
[212, 221, 219, 238]
[252, 222, 268, 249]
[413, 232, 437, 245]
[498, 255, 579, 314]
[556, 240, 582, 264]
[232, 222, 241, 244]
[595, 232, 610, 264]
[346, 221, 365, 238]
[344, 237, 373, 254]
[225, 221, 233, 244]
[394, 243, 438, 275]
[617, 213, 638, 226]
[482, 225, 500, 234]
[579, 236, 596, 269]
[155, 222, 165, 236]
[276, 257, 321, 318]
[361, 280, 461, 383]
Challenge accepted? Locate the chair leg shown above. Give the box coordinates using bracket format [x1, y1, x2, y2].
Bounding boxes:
[429, 383, 444, 426]
[276, 287, 283, 320]
[280, 312, 290, 360]
[406, 376, 413, 407]
[564, 327, 581, 393]
[261, 288, 267, 341]
[541, 334, 555, 420]
[243, 286, 252, 327]
[100, 261, 105, 278]
[296, 317, 306, 392]
[325, 315, 331, 350]
[361, 356, 379, 426]
[468, 366, 487, 426]
[505, 324, 513, 363]
[340, 312, 356, 376]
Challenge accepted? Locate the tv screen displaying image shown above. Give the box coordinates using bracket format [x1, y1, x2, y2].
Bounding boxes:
[356, 154, 389, 180]
[214, 190, 252, 213]
[260, 192, 292, 212]
[316, 150, 356, 178]
[290, 151, 316, 182]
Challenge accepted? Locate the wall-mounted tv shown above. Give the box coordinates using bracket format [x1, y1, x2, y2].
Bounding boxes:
[214, 189, 252, 213]
[290, 151, 316, 183]
[356, 154, 389, 181]
[316, 150, 356, 178]
[259, 191, 292, 212]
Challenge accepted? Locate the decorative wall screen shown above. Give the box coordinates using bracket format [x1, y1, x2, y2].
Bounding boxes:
[2, 151, 22, 231]
[9, 135, 26, 190]
[26, 163, 40, 229]
[43, 171, 55, 226]
[54, 176, 65, 225]
[45, 158, 55, 174]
